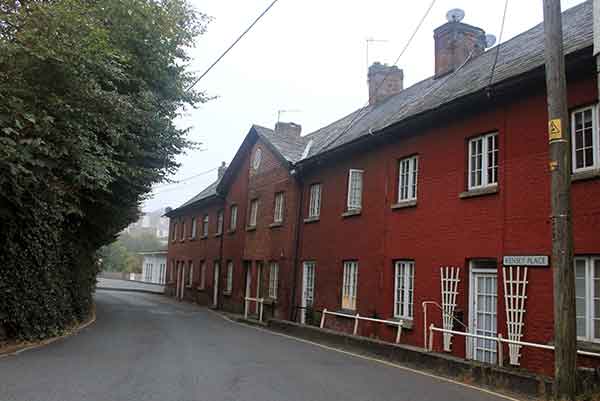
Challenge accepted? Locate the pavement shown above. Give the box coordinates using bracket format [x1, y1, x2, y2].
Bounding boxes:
[0, 291, 516, 401]
[96, 277, 165, 293]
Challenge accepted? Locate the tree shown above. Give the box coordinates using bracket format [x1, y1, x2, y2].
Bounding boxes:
[0, 0, 210, 339]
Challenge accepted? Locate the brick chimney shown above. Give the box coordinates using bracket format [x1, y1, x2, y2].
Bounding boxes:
[217, 161, 227, 179]
[434, 19, 486, 78]
[368, 62, 404, 105]
[275, 122, 302, 136]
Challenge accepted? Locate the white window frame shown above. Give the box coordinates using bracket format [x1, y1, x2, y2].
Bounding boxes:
[468, 132, 498, 190]
[269, 262, 279, 299]
[394, 261, 415, 320]
[199, 261, 206, 289]
[347, 169, 363, 211]
[187, 261, 194, 287]
[202, 214, 209, 237]
[181, 221, 186, 241]
[224, 261, 233, 294]
[308, 183, 321, 218]
[253, 147, 262, 170]
[249, 199, 258, 228]
[342, 261, 358, 311]
[571, 105, 599, 173]
[274, 192, 285, 223]
[171, 223, 177, 242]
[216, 210, 224, 235]
[230, 205, 238, 231]
[191, 217, 197, 239]
[575, 256, 600, 342]
[398, 155, 418, 202]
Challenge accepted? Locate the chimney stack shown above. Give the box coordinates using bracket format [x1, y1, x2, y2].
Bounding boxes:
[434, 13, 486, 78]
[275, 121, 302, 137]
[368, 62, 404, 105]
[217, 161, 227, 179]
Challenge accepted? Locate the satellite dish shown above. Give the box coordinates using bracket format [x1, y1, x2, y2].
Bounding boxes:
[485, 34, 497, 48]
[446, 8, 465, 23]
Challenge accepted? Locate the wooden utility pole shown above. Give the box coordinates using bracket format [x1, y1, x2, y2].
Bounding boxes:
[542, 0, 576, 399]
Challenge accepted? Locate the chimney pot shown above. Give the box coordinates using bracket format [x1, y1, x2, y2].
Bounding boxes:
[275, 121, 302, 136]
[368, 62, 404, 105]
[434, 18, 486, 78]
[217, 161, 227, 179]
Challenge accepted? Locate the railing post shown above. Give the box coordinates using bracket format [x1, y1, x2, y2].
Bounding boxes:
[353, 313, 360, 336]
[423, 302, 428, 349]
[395, 322, 403, 344]
[320, 309, 327, 328]
[498, 333, 504, 367]
[428, 324, 434, 352]
[244, 298, 248, 319]
[259, 299, 264, 322]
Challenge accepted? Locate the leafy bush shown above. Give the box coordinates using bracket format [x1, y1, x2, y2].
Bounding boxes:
[0, 0, 209, 339]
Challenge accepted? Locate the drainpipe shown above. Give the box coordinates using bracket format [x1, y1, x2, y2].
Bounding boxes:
[289, 168, 304, 322]
[217, 195, 226, 310]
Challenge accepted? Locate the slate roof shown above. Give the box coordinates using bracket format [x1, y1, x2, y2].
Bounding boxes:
[303, 0, 593, 158]
[168, 1, 593, 214]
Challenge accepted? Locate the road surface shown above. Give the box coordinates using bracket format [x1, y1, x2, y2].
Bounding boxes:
[0, 291, 513, 401]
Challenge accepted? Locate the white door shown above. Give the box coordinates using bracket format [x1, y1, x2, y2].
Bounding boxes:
[469, 268, 498, 364]
[213, 262, 220, 307]
[178, 264, 184, 301]
[301, 262, 316, 324]
[245, 265, 252, 299]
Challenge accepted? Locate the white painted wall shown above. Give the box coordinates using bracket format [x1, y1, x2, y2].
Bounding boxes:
[141, 254, 167, 284]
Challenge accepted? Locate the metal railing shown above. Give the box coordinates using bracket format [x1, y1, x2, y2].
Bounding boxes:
[422, 301, 468, 351]
[244, 296, 264, 322]
[320, 309, 404, 344]
[427, 324, 600, 367]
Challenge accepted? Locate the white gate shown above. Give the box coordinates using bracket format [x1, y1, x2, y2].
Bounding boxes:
[469, 269, 498, 364]
[301, 262, 316, 324]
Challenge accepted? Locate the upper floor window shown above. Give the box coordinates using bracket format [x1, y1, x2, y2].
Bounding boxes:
[269, 262, 279, 299]
[394, 260, 414, 319]
[171, 224, 177, 242]
[342, 261, 358, 310]
[308, 183, 321, 218]
[398, 156, 418, 202]
[347, 169, 363, 211]
[571, 106, 598, 172]
[274, 192, 285, 223]
[216, 210, 224, 235]
[248, 199, 259, 228]
[252, 148, 262, 170]
[202, 214, 209, 237]
[575, 256, 600, 342]
[468, 132, 498, 190]
[230, 205, 238, 231]
[191, 217, 197, 239]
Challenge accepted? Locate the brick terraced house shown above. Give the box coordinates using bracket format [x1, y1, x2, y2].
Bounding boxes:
[166, 1, 599, 377]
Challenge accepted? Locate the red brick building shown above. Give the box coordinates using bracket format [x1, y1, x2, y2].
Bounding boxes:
[167, 1, 599, 377]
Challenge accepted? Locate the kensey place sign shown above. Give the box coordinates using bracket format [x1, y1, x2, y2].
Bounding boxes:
[503, 255, 549, 267]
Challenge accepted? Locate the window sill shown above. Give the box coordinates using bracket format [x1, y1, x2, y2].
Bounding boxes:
[342, 209, 361, 218]
[577, 340, 600, 353]
[336, 309, 357, 316]
[572, 168, 600, 182]
[304, 216, 320, 224]
[227, 229, 236, 235]
[387, 317, 414, 329]
[222, 291, 232, 297]
[246, 226, 256, 232]
[391, 200, 417, 210]
[269, 222, 283, 228]
[214, 233, 223, 238]
[200, 235, 208, 240]
[185, 285, 193, 289]
[264, 297, 277, 305]
[189, 237, 197, 241]
[459, 184, 499, 199]
[196, 287, 206, 292]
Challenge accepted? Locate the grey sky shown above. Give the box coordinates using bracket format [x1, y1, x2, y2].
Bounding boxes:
[143, 0, 586, 213]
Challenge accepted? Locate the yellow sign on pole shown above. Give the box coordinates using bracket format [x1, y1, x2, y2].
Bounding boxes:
[549, 118, 563, 141]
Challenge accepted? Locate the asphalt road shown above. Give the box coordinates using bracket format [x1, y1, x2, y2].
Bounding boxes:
[0, 291, 513, 401]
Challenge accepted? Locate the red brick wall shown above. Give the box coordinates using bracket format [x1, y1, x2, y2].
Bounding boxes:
[297, 74, 599, 376]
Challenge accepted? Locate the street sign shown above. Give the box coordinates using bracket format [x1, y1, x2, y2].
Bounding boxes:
[503, 255, 549, 266]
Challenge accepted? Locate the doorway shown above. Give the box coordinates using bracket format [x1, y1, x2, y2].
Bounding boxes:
[301, 261, 316, 324]
[468, 260, 498, 364]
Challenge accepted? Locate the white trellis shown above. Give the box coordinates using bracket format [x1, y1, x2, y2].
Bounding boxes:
[440, 266, 460, 352]
[502, 265, 528, 366]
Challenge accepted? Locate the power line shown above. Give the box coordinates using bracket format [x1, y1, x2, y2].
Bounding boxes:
[488, 0, 510, 87]
[318, 0, 437, 153]
[153, 166, 219, 190]
[186, 0, 280, 92]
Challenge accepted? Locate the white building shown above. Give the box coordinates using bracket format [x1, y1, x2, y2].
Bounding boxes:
[140, 251, 167, 284]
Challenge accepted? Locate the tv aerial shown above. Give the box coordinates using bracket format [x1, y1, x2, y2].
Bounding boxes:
[446, 8, 465, 23]
[485, 34, 497, 48]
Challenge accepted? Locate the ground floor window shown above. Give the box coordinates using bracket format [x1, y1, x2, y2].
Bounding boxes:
[187, 261, 194, 287]
[575, 256, 600, 342]
[268, 262, 278, 299]
[394, 261, 414, 319]
[145, 263, 152, 281]
[159, 263, 166, 284]
[199, 261, 206, 289]
[342, 261, 358, 311]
